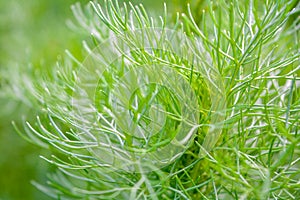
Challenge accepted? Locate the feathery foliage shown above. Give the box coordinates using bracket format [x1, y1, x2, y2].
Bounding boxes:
[6, 0, 300, 199]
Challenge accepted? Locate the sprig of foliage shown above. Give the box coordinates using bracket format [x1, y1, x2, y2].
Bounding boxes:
[8, 0, 300, 199]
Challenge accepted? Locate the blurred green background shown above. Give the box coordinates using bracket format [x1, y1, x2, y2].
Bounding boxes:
[0, 0, 185, 199]
[0, 0, 87, 199]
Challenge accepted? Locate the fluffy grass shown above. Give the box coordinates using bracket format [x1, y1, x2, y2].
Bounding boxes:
[6, 0, 300, 199]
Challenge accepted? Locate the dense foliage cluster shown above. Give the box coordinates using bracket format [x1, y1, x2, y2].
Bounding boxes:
[2, 0, 299, 199]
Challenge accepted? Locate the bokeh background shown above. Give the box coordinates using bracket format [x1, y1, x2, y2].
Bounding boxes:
[0, 1, 88, 199]
[0, 0, 189, 199]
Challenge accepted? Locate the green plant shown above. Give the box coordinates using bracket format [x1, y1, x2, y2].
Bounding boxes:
[7, 0, 300, 199]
